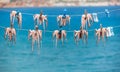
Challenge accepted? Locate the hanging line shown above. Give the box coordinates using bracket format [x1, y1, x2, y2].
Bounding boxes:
[0, 25, 120, 33]
[0, 8, 120, 17]
[0, 26, 29, 31]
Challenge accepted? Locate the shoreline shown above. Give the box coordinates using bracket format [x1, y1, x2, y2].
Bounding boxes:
[0, 2, 120, 8]
[0, 5, 120, 9]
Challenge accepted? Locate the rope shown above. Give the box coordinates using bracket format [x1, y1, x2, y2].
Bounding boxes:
[16, 8, 120, 17]
[0, 9, 10, 13]
[45, 30, 53, 32]
[0, 26, 5, 29]
[16, 12, 33, 16]
[0, 8, 120, 17]
[112, 25, 120, 28]
[39, 25, 120, 32]
[107, 8, 120, 13]
[0, 26, 29, 31]
[1, 25, 119, 33]
[16, 28, 29, 31]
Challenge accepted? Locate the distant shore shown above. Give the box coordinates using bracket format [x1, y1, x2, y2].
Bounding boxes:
[0, 2, 120, 8]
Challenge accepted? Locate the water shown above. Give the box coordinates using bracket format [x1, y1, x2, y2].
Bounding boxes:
[0, 6, 120, 72]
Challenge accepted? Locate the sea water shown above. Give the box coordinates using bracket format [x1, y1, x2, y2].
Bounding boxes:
[0, 6, 120, 72]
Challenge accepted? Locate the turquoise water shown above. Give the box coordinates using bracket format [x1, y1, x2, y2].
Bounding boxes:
[0, 6, 120, 72]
